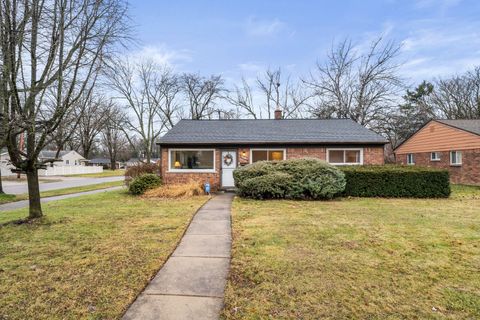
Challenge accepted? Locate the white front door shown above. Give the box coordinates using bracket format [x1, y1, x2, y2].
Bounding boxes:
[221, 150, 237, 188]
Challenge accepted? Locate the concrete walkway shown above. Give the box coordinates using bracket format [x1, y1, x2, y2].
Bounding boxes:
[123, 193, 234, 320]
[0, 186, 123, 211]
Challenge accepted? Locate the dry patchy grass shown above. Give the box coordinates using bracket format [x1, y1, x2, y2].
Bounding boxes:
[0, 190, 208, 319]
[143, 181, 204, 199]
[223, 186, 480, 319]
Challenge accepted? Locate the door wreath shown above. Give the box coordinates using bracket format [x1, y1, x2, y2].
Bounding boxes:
[223, 153, 233, 166]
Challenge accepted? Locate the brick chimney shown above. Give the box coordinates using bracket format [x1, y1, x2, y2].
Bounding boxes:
[274, 109, 282, 120]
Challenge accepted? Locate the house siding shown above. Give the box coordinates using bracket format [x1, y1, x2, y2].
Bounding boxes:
[395, 120, 480, 185]
[161, 145, 384, 189]
[395, 121, 480, 154]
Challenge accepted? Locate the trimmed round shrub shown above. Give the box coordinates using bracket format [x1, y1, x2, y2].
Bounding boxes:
[237, 172, 292, 199]
[129, 174, 162, 195]
[234, 158, 346, 200]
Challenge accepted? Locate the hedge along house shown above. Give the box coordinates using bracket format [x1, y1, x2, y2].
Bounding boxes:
[394, 119, 480, 185]
[157, 114, 387, 190]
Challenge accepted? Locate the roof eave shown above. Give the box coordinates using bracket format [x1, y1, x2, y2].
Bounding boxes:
[157, 141, 387, 146]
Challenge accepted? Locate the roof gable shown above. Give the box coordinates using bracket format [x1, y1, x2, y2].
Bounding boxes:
[158, 119, 386, 145]
[395, 120, 480, 154]
[436, 119, 480, 136]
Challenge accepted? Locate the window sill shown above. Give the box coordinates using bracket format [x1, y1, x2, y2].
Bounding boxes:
[329, 163, 363, 166]
[450, 164, 462, 167]
[167, 169, 216, 173]
[430, 159, 441, 162]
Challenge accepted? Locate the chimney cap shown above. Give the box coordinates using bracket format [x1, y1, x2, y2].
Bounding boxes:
[274, 109, 283, 120]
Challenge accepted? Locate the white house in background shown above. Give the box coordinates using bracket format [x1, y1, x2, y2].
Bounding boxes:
[0, 151, 15, 176]
[38, 150, 89, 167]
[0, 150, 103, 176]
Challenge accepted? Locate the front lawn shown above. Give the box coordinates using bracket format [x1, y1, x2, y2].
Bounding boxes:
[0, 190, 208, 319]
[223, 186, 480, 319]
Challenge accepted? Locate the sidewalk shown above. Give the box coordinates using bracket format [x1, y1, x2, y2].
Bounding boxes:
[123, 193, 234, 320]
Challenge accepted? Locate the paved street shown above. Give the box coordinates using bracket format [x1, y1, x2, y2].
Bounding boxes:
[2, 176, 124, 195]
[0, 186, 124, 211]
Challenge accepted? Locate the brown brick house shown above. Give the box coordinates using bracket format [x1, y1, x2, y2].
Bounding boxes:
[394, 119, 480, 185]
[157, 116, 386, 190]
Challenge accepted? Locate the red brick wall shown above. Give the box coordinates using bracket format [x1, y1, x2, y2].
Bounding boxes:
[160, 148, 222, 190]
[395, 149, 480, 185]
[161, 146, 385, 188]
[363, 147, 385, 165]
[287, 147, 326, 160]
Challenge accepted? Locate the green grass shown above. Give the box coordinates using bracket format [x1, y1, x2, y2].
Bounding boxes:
[0, 180, 124, 205]
[0, 190, 208, 319]
[223, 186, 480, 319]
[64, 169, 126, 178]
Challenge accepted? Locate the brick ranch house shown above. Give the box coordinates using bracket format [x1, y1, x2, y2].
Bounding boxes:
[157, 115, 386, 190]
[394, 119, 480, 185]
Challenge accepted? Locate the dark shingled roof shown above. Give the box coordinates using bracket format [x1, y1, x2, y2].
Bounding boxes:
[436, 119, 480, 136]
[38, 150, 70, 159]
[158, 119, 387, 145]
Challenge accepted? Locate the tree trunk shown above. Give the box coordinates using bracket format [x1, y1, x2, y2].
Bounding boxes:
[26, 168, 43, 219]
[110, 159, 116, 171]
[0, 168, 4, 194]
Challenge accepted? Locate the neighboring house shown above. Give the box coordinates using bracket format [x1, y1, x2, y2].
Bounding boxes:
[0, 151, 15, 176]
[89, 158, 121, 169]
[39, 150, 88, 167]
[157, 115, 387, 190]
[1, 150, 103, 176]
[125, 158, 160, 167]
[394, 119, 480, 185]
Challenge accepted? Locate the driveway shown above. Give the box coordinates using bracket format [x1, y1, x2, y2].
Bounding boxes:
[2, 176, 124, 195]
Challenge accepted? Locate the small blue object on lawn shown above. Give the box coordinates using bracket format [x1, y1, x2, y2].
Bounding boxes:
[204, 182, 211, 195]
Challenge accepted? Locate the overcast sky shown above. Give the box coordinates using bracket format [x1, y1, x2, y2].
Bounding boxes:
[127, 0, 480, 87]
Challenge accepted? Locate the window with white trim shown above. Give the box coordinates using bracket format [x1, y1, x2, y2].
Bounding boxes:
[407, 153, 414, 165]
[251, 149, 285, 163]
[327, 149, 363, 165]
[450, 151, 462, 165]
[431, 152, 440, 161]
[169, 149, 215, 171]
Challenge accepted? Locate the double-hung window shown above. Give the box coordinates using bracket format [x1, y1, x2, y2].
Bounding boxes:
[407, 153, 414, 165]
[250, 149, 285, 163]
[450, 151, 462, 166]
[430, 152, 440, 161]
[327, 149, 363, 165]
[169, 149, 215, 171]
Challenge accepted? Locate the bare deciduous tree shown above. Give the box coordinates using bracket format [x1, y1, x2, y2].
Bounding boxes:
[305, 38, 403, 131]
[431, 67, 480, 119]
[153, 69, 182, 129]
[226, 69, 312, 119]
[0, 0, 129, 219]
[101, 102, 127, 170]
[74, 94, 110, 159]
[181, 73, 224, 120]
[107, 60, 166, 162]
[225, 78, 257, 119]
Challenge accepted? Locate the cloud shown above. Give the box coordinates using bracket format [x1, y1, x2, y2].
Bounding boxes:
[129, 45, 193, 68]
[238, 62, 264, 73]
[245, 16, 292, 37]
[414, 0, 462, 10]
